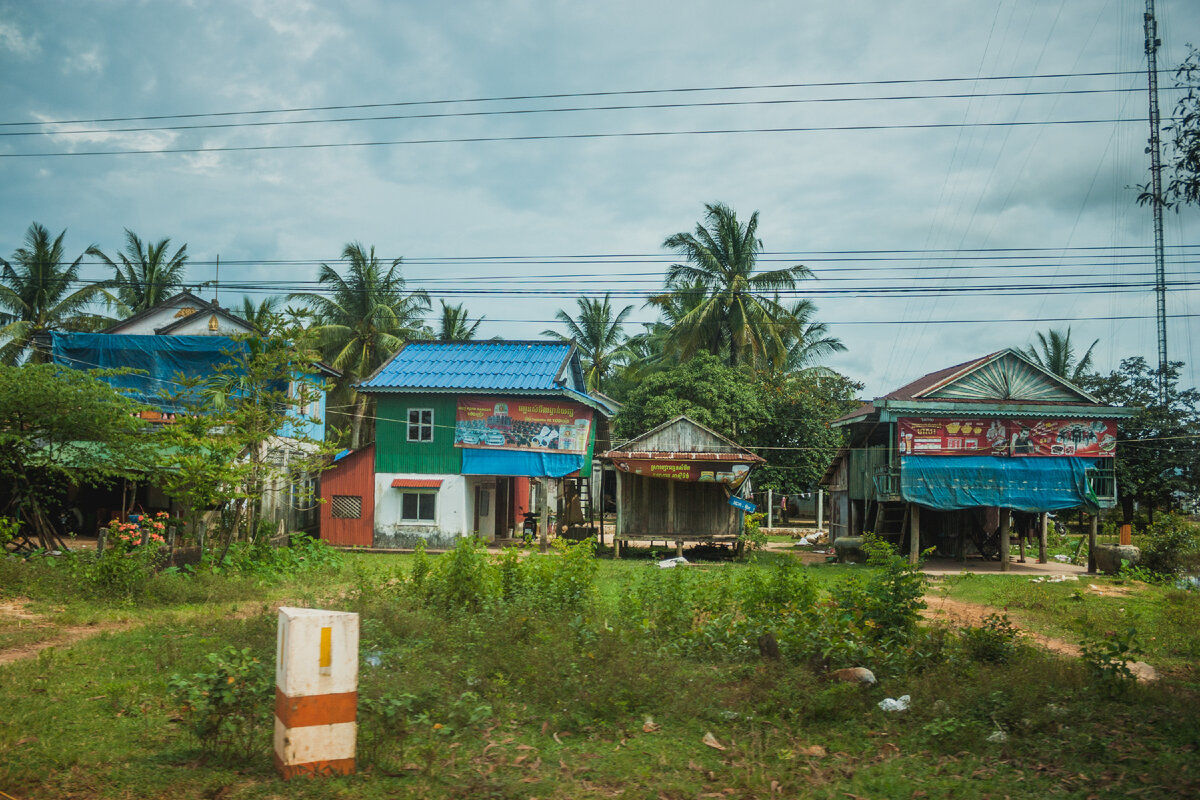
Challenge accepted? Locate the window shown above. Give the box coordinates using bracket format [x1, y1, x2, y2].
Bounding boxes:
[401, 492, 436, 522]
[331, 495, 362, 519]
[408, 408, 433, 442]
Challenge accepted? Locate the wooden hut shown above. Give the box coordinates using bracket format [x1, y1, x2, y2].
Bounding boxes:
[603, 416, 765, 556]
[818, 349, 1136, 569]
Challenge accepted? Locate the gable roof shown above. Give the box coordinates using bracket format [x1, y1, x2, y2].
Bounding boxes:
[103, 289, 256, 335]
[154, 303, 255, 335]
[358, 340, 585, 395]
[606, 415, 764, 462]
[834, 348, 1115, 425]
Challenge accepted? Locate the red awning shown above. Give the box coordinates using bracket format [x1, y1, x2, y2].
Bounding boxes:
[390, 478, 443, 488]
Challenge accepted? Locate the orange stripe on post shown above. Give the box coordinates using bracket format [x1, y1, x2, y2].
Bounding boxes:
[274, 751, 356, 780]
[275, 687, 358, 728]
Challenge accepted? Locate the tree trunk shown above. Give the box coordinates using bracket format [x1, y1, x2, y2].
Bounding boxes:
[350, 393, 367, 450]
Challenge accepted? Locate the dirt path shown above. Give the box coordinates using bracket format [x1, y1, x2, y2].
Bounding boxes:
[0, 598, 133, 666]
[921, 592, 1081, 656]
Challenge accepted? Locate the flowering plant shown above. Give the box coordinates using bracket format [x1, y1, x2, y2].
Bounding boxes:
[107, 511, 174, 549]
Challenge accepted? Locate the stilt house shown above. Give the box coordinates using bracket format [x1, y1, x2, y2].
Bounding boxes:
[819, 349, 1135, 567]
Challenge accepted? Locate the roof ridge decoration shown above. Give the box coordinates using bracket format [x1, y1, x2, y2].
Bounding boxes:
[915, 348, 1100, 404]
[103, 288, 209, 333]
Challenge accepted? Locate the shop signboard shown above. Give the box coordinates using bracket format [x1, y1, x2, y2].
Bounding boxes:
[611, 458, 753, 488]
[897, 417, 1117, 457]
[455, 397, 592, 453]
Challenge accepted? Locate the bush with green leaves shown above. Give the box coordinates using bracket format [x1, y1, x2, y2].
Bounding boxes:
[961, 613, 1022, 664]
[1080, 627, 1140, 697]
[170, 646, 272, 760]
[1139, 514, 1200, 576]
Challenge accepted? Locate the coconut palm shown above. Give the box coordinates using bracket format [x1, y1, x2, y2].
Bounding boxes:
[0, 223, 107, 364]
[1023, 328, 1099, 384]
[661, 202, 812, 368]
[290, 243, 430, 448]
[438, 301, 482, 341]
[238, 295, 282, 332]
[542, 293, 633, 392]
[86, 228, 188, 317]
[778, 298, 846, 375]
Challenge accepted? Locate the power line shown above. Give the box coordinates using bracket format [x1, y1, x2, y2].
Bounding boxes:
[0, 117, 1148, 159]
[0, 69, 1164, 129]
[5, 87, 1150, 139]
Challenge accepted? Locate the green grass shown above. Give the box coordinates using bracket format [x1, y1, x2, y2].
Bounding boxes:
[2, 548, 1199, 798]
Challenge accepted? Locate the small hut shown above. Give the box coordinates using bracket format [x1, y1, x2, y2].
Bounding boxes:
[819, 349, 1135, 569]
[603, 416, 765, 556]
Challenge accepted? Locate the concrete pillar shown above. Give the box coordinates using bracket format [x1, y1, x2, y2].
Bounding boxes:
[767, 489, 773, 528]
[274, 607, 359, 779]
[1087, 514, 1098, 574]
[908, 504, 920, 565]
[999, 509, 1010, 572]
[538, 478, 550, 554]
[816, 489, 824, 533]
[1038, 512, 1048, 564]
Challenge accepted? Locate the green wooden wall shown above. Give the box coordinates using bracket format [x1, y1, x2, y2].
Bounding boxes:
[375, 394, 462, 474]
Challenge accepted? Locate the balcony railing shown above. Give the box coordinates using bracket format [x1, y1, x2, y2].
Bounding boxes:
[872, 466, 902, 501]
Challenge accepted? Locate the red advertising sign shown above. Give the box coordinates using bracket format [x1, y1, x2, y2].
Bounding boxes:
[898, 418, 1116, 458]
[455, 397, 592, 454]
[611, 458, 753, 487]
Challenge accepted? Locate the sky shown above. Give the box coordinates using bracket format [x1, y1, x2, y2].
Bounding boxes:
[2, 0, 1199, 398]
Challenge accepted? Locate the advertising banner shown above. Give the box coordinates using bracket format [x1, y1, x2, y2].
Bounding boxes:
[897, 417, 1116, 458]
[611, 458, 753, 488]
[455, 397, 592, 454]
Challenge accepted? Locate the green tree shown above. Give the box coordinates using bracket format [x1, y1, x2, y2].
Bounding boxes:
[0, 223, 107, 364]
[1162, 46, 1200, 207]
[777, 298, 846, 375]
[543, 293, 633, 392]
[438, 300, 482, 341]
[237, 295, 282, 331]
[660, 203, 812, 368]
[1023, 327, 1099, 383]
[614, 352, 768, 441]
[754, 369, 860, 492]
[290, 243, 429, 449]
[1081, 357, 1200, 523]
[0, 364, 149, 550]
[86, 229, 188, 317]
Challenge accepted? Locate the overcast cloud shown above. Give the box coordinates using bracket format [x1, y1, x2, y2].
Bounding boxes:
[1, 0, 1198, 397]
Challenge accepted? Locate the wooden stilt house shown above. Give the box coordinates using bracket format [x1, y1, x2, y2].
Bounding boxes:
[604, 416, 765, 556]
[819, 349, 1136, 568]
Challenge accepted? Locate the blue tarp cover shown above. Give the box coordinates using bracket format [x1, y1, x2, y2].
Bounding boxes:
[51, 332, 247, 412]
[462, 448, 583, 478]
[900, 455, 1102, 512]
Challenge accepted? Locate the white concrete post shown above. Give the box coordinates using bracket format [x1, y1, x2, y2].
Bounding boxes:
[274, 607, 359, 780]
[767, 489, 774, 529]
[817, 489, 824, 533]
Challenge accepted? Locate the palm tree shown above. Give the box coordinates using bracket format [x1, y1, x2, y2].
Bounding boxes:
[1023, 328, 1099, 384]
[0, 223, 107, 364]
[290, 243, 430, 448]
[542, 293, 633, 392]
[86, 228, 187, 317]
[438, 301, 482, 341]
[238, 296, 282, 332]
[778, 298, 846, 374]
[661, 202, 813, 368]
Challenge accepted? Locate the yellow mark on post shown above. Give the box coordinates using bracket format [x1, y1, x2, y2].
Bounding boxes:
[319, 626, 332, 669]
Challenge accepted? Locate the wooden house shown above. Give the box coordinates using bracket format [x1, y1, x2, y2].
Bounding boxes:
[319, 445, 376, 546]
[603, 416, 765, 556]
[350, 340, 612, 548]
[818, 349, 1136, 568]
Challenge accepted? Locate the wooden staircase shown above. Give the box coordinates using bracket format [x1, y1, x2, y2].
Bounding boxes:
[869, 501, 909, 544]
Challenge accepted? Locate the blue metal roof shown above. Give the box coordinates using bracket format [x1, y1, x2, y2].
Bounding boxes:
[358, 341, 580, 393]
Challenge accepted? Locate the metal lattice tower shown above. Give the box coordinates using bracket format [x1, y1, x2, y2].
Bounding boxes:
[1145, 0, 1169, 404]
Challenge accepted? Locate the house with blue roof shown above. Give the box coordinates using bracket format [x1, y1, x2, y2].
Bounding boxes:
[334, 340, 612, 548]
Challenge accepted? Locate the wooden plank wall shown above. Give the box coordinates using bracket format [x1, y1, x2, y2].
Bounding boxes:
[617, 473, 739, 537]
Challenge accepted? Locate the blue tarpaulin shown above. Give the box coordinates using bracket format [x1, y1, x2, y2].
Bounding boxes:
[462, 448, 583, 478]
[50, 332, 248, 412]
[900, 455, 1104, 512]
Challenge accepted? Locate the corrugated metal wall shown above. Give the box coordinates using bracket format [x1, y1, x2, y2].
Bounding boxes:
[375, 395, 462, 474]
[319, 444, 375, 546]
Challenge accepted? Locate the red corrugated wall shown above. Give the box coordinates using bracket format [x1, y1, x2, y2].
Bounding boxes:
[319, 444, 375, 547]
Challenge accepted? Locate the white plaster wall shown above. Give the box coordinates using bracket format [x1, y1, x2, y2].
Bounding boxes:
[112, 300, 207, 334]
[165, 312, 252, 336]
[373, 473, 466, 548]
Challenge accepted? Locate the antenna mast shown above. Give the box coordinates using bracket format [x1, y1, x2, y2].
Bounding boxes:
[1144, 0, 1168, 404]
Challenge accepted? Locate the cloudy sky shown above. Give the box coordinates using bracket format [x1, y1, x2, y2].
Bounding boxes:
[2, 0, 1198, 397]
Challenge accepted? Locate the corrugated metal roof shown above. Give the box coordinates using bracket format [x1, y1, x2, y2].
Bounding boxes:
[391, 478, 444, 488]
[359, 341, 575, 392]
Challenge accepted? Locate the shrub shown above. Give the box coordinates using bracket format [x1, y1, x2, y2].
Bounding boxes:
[961, 613, 1022, 664]
[1139, 514, 1200, 576]
[170, 646, 272, 760]
[1080, 627, 1139, 697]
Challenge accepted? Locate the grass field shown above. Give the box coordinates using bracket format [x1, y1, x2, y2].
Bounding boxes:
[1, 544, 1198, 799]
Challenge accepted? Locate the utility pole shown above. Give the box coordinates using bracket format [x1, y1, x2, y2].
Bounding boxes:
[1144, 0, 1168, 404]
